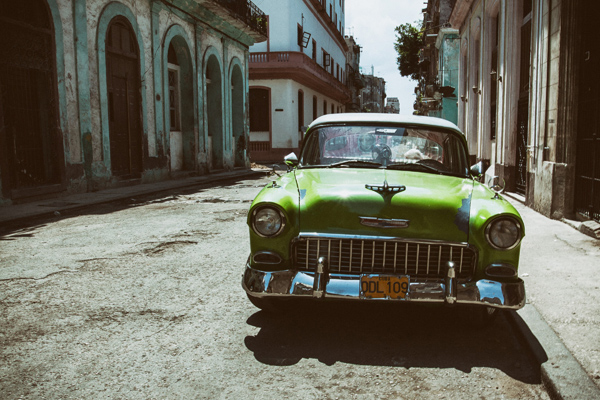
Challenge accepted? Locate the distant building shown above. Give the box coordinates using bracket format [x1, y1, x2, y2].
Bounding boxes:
[248, 0, 350, 162]
[386, 97, 400, 114]
[344, 35, 364, 112]
[360, 74, 386, 113]
[414, 0, 458, 123]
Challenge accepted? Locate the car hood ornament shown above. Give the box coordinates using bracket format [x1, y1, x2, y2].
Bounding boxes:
[365, 180, 406, 194]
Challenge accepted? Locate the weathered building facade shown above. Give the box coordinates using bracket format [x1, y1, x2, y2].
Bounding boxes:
[344, 34, 364, 113]
[360, 74, 386, 113]
[428, 0, 599, 223]
[247, 0, 351, 163]
[0, 0, 267, 206]
[385, 97, 399, 114]
[414, 0, 458, 121]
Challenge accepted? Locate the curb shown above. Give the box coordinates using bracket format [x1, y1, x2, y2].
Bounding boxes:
[507, 304, 600, 399]
[0, 169, 268, 228]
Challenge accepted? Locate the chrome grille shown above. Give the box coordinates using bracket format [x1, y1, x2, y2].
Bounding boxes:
[293, 236, 477, 279]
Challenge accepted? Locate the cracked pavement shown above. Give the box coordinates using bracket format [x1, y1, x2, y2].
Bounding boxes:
[0, 176, 550, 399]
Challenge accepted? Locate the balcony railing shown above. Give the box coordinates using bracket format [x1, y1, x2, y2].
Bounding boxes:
[249, 51, 350, 97]
[212, 0, 268, 37]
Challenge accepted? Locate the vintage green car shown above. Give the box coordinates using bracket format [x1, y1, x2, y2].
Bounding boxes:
[242, 114, 525, 319]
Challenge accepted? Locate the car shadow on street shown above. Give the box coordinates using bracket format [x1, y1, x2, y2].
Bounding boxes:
[244, 301, 542, 384]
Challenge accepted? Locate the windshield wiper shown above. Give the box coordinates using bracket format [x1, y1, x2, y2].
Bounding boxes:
[386, 162, 468, 178]
[386, 162, 442, 173]
[326, 160, 382, 168]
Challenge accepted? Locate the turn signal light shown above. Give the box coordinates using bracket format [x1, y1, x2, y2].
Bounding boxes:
[485, 263, 517, 278]
[252, 251, 283, 265]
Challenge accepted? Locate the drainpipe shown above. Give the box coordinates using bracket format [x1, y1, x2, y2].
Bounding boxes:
[543, 0, 553, 161]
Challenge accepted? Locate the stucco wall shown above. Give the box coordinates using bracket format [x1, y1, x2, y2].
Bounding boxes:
[0, 0, 268, 205]
[251, 78, 342, 149]
[0, 0, 261, 205]
[56, 0, 81, 165]
[452, 0, 576, 219]
[250, 0, 346, 69]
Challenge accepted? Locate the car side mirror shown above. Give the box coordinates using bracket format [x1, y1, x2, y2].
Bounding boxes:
[488, 175, 505, 196]
[284, 152, 299, 171]
[470, 161, 483, 179]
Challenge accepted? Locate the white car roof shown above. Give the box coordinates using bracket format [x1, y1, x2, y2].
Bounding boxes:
[308, 113, 463, 136]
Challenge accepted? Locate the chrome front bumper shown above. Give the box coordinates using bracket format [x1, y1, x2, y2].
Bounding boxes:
[242, 259, 526, 310]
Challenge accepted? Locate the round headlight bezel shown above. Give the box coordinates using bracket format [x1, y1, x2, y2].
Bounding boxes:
[485, 217, 523, 250]
[251, 206, 286, 238]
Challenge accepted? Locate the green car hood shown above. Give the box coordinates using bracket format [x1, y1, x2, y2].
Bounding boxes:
[294, 168, 474, 243]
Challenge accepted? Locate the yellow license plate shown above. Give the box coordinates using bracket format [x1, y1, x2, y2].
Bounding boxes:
[360, 275, 409, 299]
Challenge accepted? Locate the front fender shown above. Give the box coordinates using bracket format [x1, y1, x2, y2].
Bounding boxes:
[469, 183, 525, 278]
[247, 172, 300, 269]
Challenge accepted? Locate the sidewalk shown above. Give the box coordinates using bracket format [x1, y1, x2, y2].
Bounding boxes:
[504, 194, 600, 399]
[1, 172, 599, 398]
[0, 168, 270, 227]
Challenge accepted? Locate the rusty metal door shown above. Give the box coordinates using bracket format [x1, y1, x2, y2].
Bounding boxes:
[106, 19, 142, 179]
[575, 7, 600, 222]
[0, 0, 64, 196]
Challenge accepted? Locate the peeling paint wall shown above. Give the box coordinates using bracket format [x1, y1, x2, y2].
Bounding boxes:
[0, 0, 261, 205]
[57, 0, 81, 165]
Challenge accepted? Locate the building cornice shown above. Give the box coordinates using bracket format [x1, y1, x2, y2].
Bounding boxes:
[449, 0, 475, 28]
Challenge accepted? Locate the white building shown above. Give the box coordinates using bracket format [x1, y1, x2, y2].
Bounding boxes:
[248, 0, 351, 162]
[386, 97, 400, 114]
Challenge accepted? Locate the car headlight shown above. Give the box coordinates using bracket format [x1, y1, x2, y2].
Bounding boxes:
[485, 217, 522, 250]
[252, 206, 285, 237]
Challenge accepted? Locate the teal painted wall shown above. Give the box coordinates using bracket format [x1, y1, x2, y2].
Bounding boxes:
[0, 0, 261, 204]
[439, 32, 460, 126]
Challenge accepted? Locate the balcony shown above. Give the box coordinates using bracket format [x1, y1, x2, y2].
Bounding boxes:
[195, 0, 268, 42]
[249, 52, 351, 103]
[306, 0, 348, 51]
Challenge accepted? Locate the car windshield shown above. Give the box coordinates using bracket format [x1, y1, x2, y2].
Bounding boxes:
[299, 124, 470, 176]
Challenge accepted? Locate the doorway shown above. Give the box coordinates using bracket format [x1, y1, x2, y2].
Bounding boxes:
[0, 0, 64, 198]
[106, 17, 143, 179]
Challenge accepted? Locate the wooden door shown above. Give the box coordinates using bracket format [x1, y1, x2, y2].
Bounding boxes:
[106, 19, 142, 178]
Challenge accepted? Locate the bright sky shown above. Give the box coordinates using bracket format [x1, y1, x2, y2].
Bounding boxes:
[345, 0, 423, 114]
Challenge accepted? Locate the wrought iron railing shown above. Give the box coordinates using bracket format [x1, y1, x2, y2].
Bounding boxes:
[213, 0, 268, 37]
[249, 141, 270, 152]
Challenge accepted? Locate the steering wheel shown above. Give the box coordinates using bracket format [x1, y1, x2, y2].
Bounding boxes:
[372, 143, 392, 164]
